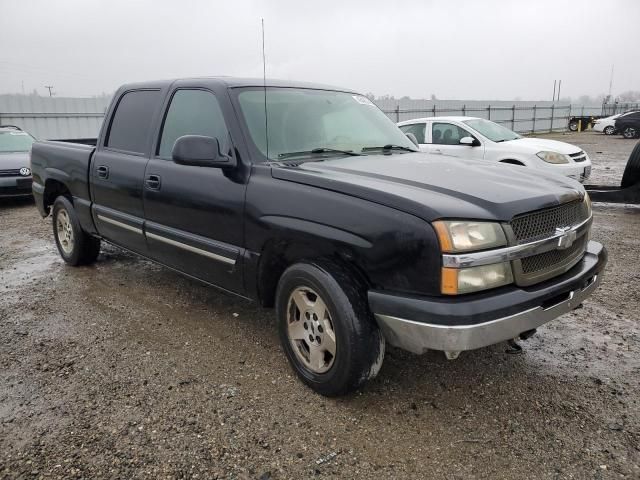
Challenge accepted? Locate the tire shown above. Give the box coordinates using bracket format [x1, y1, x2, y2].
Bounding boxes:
[604, 126, 615, 135]
[621, 141, 640, 188]
[275, 260, 385, 396]
[568, 121, 579, 132]
[52, 196, 101, 266]
[622, 127, 637, 139]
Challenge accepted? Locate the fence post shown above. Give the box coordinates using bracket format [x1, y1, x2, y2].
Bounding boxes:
[432, 104, 436, 117]
[395, 105, 400, 123]
[581, 105, 584, 117]
[550, 104, 555, 132]
[487, 105, 491, 120]
[462, 104, 466, 117]
[532, 105, 537, 133]
[511, 104, 516, 131]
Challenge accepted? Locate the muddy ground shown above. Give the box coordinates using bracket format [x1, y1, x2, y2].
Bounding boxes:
[1, 132, 639, 479]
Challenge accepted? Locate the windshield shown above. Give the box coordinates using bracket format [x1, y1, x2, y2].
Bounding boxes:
[463, 118, 521, 142]
[236, 88, 417, 160]
[0, 130, 35, 153]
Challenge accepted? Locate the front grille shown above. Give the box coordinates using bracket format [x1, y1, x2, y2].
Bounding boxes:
[509, 198, 591, 286]
[569, 151, 587, 162]
[521, 235, 587, 274]
[510, 199, 589, 244]
[0, 169, 21, 177]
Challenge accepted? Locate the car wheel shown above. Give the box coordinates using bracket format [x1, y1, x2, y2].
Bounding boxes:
[604, 126, 615, 135]
[621, 141, 640, 188]
[568, 121, 579, 132]
[276, 260, 385, 396]
[622, 127, 637, 139]
[52, 196, 101, 266]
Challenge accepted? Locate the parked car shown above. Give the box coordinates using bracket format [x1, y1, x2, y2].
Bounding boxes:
[592, 114, 622, 135]
[398, 116, 592, 182]
[31, 78, 607, 396]
[615, 111, 640, 139]
[0, 125, 35, 198]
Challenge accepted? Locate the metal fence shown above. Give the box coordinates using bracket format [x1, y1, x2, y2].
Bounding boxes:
[380, 102, 640, 134]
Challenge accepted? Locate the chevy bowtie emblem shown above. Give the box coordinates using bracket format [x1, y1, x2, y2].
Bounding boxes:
[556, 226, 576, 250]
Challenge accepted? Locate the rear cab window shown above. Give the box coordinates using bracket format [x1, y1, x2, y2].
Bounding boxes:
[106, 90, 161, 154]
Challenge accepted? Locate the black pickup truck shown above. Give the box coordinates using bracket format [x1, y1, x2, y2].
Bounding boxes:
[31, 78, 607, 396]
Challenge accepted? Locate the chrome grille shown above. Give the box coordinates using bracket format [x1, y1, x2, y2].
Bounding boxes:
[0, 169, 21, 177]
[521, 235, 587, 275]
[510, 199, 589, 244]
[569, 150, 587, 162]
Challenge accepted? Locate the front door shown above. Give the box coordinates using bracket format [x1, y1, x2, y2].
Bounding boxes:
[427, 121, 485, 160]
[91, 89, 162, 254]
[143, 88, 246, 293]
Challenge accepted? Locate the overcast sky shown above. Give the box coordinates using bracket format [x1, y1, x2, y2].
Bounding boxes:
[1, 0, 638, 100]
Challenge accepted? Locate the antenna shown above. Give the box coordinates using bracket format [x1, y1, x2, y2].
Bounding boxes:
[261, 18, 269, 158]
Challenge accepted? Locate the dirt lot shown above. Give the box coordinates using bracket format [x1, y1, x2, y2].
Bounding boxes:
[1, 132, 639, 479]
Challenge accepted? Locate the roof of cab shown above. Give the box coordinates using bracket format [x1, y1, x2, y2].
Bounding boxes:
[117, 77, 359, 94]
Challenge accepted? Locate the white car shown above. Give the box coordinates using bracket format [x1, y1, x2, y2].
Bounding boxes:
[593, 111, 638, 135]
[398, 116, 592, 182]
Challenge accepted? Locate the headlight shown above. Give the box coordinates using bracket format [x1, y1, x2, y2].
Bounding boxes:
[537, 151, 570, 164]
[433, 221, 507, 253]
[584, 192, 591, 216]
[441, 263, 513, 295]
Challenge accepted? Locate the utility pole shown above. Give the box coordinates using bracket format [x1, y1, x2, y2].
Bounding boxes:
[557, 80, 561, 102]
[608, 64, 614, 99]
[552, 80, 556, 102]
[44, 85, 54, 97]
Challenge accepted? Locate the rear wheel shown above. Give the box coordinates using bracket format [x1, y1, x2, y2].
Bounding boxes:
[621, 141, 640, 188]
[604, 126, 615, 135]
[276, 260, 385, 396]
[52, 196, 101, 266]
[622, 127, 638, 139]
[568, 120, 579, 132]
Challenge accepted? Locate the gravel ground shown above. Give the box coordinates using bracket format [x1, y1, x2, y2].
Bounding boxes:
[1, 132, 639, 479]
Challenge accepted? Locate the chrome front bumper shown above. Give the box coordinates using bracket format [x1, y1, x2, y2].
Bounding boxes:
[371, 241, 606, 356]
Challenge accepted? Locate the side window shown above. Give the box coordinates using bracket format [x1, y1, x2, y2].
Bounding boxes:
[106, 90, 160, 154]
[399, 123, 426, 143]
[158, 89, 229, 159]
[432, 123, 473, 145]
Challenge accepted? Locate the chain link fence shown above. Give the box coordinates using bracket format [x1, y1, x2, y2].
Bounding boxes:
[380, 102, 640, 134]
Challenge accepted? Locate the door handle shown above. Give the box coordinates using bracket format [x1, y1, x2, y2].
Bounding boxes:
[145, 174, 161, 190]
[96, 165, 109, 179]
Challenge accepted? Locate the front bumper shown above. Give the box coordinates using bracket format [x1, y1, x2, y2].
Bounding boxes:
[369, 241, 607, 355]
[0, 176, 33, 197]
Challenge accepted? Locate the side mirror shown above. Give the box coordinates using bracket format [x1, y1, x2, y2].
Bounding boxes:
[460, 136, 480, 147]
[172, 135, 236, 168]
[405, 132, 419, 147]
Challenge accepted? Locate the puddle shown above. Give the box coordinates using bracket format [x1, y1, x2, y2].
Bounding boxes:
[0, 242, 62, 291]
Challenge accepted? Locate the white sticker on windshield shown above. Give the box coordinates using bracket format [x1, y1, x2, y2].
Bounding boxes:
[352, 95, 375, 106]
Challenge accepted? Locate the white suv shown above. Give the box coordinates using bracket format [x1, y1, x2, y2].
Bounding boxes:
[398, 116, 592, 182]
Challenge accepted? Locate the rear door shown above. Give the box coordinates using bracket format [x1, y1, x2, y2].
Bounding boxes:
[398, 122, 428, 151]
[91, 89, 162, 254]
[427, 121, 485, 160]
[142, 87, 246, 293]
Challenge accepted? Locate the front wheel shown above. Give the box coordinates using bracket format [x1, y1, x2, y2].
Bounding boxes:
[276, 260, 385, 396]
[52, 196, 101, 266]
[604, 126, 615, 135]
[568, 120, 579, 131]
[622, 127, 638, 139]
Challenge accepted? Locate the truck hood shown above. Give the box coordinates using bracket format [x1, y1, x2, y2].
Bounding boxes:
[0, 152, 30, 170]
[501, 137, 582, 155]
[271, 152, 584, 222]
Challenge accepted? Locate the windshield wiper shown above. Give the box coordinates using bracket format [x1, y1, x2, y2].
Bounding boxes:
[278, 147, 363, 159]
[361, 144, 417, 153]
